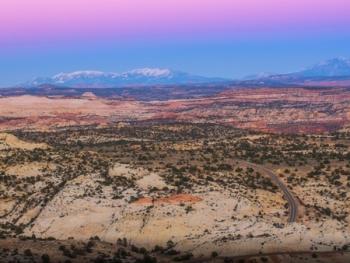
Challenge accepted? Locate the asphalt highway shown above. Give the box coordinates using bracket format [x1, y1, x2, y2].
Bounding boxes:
[241, 161, 298, 223]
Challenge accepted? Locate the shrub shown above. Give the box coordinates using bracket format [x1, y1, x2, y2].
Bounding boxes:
[24, 249, 33, 257]
[41, 253, 50, 263]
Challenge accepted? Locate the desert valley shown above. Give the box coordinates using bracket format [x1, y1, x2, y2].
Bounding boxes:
[3, 0, 350, 261]
[1, 60, 350, 262]
[0, 86, 350, 134]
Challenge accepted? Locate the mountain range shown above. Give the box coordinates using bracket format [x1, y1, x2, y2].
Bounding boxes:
[16, 57, 350, 89]
[27, 68, 228, 88]
[241, 57, 350, 86]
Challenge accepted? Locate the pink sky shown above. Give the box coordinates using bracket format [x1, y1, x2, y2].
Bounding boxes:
[1, 0, 349, 44]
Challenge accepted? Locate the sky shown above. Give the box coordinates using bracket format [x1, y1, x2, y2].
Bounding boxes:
[1, 0, 350, 86]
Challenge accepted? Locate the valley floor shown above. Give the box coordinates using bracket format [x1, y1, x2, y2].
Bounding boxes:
[1, 123, 350, 262]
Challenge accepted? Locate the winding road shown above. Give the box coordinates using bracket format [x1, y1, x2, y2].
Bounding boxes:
[240, 161, 299, 223]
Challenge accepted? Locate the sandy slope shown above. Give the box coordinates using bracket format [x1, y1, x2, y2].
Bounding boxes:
[0, 133, 48, 150]
[14, 163, 347, 258]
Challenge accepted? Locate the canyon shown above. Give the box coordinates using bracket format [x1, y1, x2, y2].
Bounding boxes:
[0, 86, 349, 134]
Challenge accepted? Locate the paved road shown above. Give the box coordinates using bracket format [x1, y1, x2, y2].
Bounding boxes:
[240, 161, 299, 223]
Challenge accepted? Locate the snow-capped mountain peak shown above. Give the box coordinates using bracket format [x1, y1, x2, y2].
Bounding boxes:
[239, 57, 350, 86]
[297, 57, 350, 77]
[313, 57, 350, 67]
[27, 68, 227, 87]
[125, 68, 172, 77]
[52, 70, 116, 83]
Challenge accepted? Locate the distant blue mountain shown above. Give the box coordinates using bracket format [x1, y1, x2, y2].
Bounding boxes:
[293, 57, 350, 77]
[28, 68, 229, 88]
[23, 58, 350, 89]
[240, 58, 350, 86]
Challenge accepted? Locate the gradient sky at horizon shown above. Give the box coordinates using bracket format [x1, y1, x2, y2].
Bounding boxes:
[1, 0, 350, 86]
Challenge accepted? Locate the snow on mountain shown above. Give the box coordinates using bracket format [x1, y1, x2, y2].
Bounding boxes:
[52, 71, 115, 83]
[288, 57, 350, 78]
[28, 68, 227, 87]
[27, 58, 350, 89]
[241, 58, 350, 86]
[124, 68, 172, 77]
